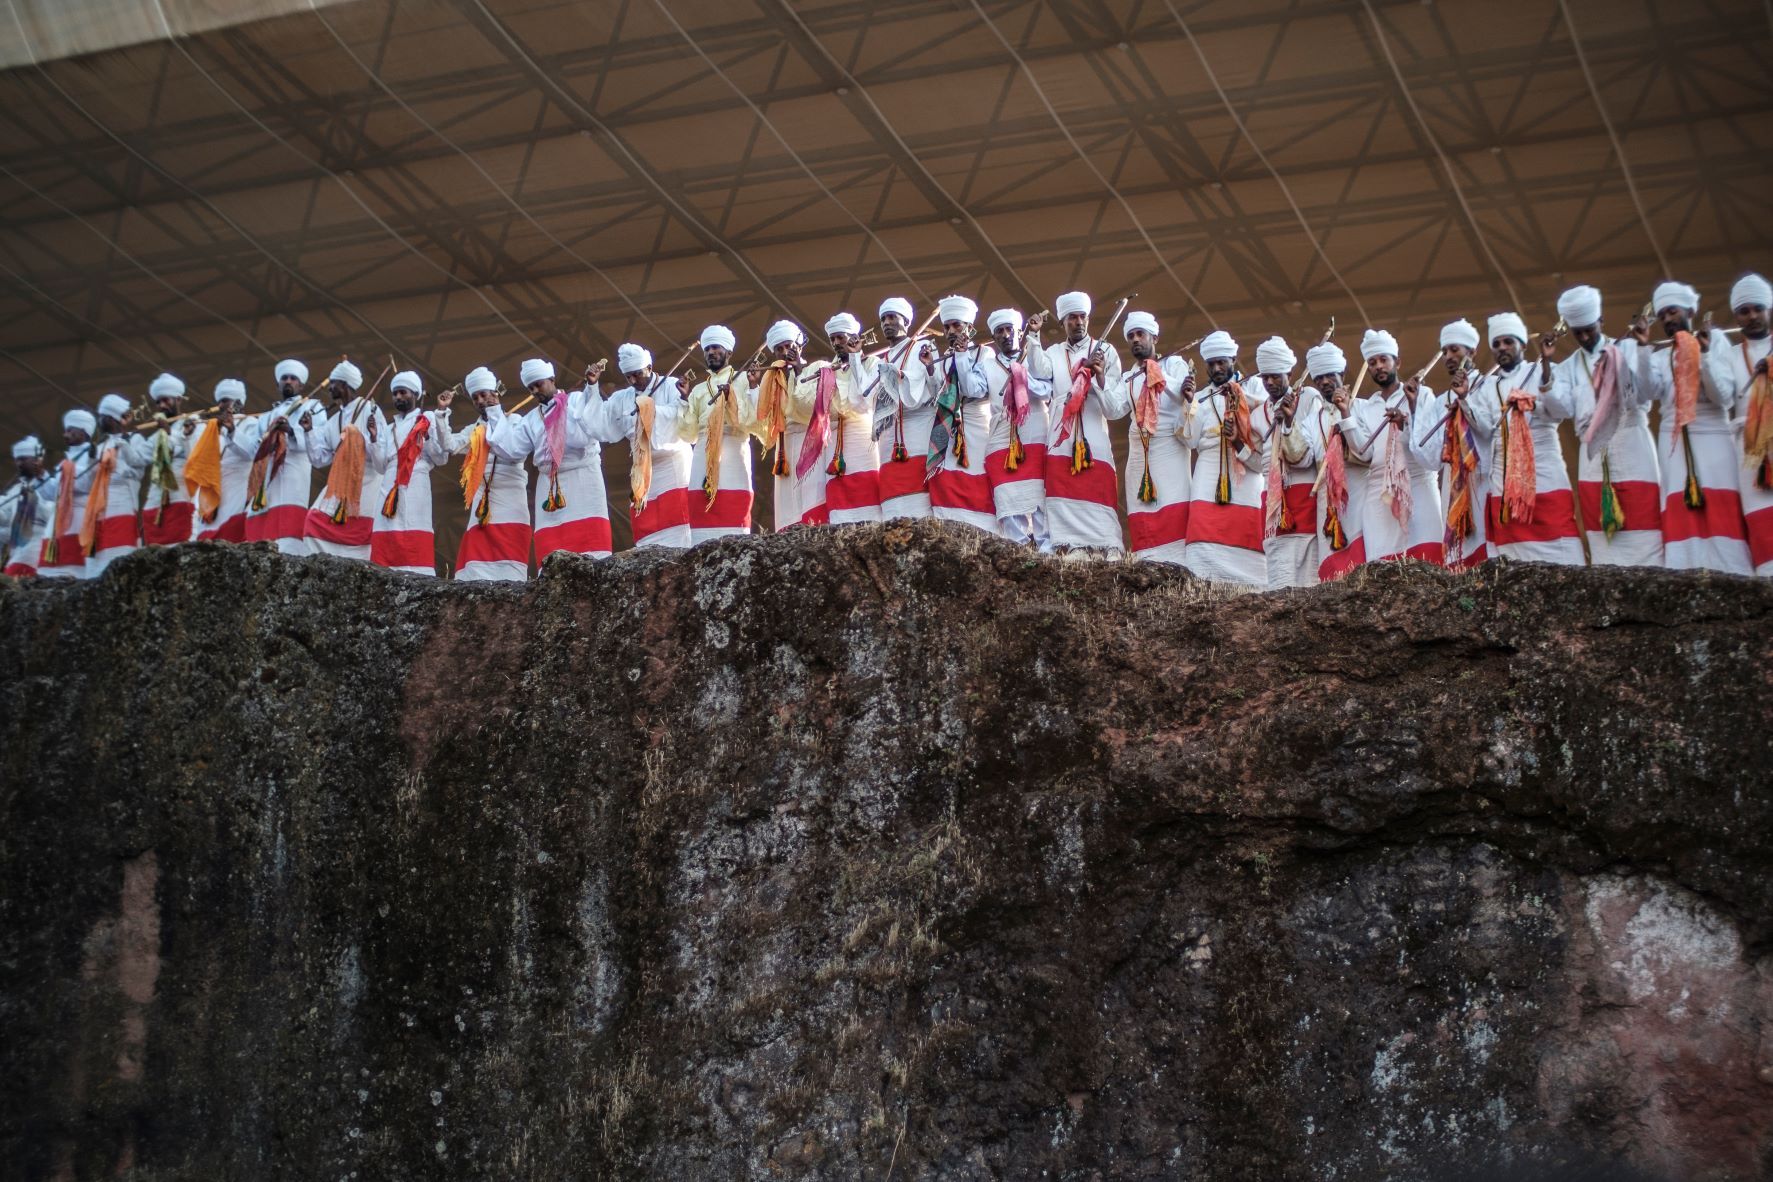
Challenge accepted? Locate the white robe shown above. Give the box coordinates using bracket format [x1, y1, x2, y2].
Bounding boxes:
[776, 362, 831, 529]
[1341, 387, 1446, 564]
[237, 397, 323, 555]
[1182, 382, 1269, 586]
[982, 346, 1054, 539]
[195, 418, 252, 543]
[36, 444, 95, 579]
[1708, 334, 1773, 576]
[452, 407, 532, 582]
[680, 367, 757, 543]
[1, 472, 55, 576]
[1638, 333, 1751, 574]
[825, 353, 884, 526]
[305, 397, 388, 562]
[84, 434, 145, 577]
[1260, 387, 1323, 590]
[873, 338, 936, 519]
[126, 420, 194, 545]
[369, 407, 452, 575]
[926, 346, 997, 536]
[1466, 364, 1583, 565]
[1302, 397, 1368, 582]
[1121, 356, 1192, 566]
[490, 387, 625, 563]
[1556, 341, 1662, 567]
[607, 377, 693, 548]
[1043, 337, 1127, 552]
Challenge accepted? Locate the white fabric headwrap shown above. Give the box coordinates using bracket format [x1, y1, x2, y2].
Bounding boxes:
[699, 324, 736, 352]
[1652, 282, 1700, 314]
[1199, 330, 1238, 361]
[519, 358, 555, 388]
[1255, 336, 1297, 376]
[617, 344, 653, 374]
[329, 360, 363, 390]
[149, 372, 185, 400]
[97, 393, 131, 421]
[879, 297, 913, 323]
[824, 312, 862, 337]
[1054, 291, 1091, 319]
[213, 378, 246, 404]
[765, 320, 805, 350]
[274, 359, 308, 386]
[12, 435, 44, 459]
[1730, 273, 1771, 311]
[1440, 319, 1480, 351]
[464, 367, 497, 395]
[1487, 313, 1529, 345]
[987, 308, 1023, 335]
[1360, 329, 1399, 362]
[391, 370, 422, 395]
[1556, 286, 1603, 329]
[1123, 311, 1159, 340]
[938, 295, 977, 325]
[1306, 343, 1346, 379]
[63, 409, 96, 434]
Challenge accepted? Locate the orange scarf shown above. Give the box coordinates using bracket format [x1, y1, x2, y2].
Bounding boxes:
[1740, 343, 1773, 491]
[1441, 404, 1480, 549]
[1500, 386, 1538, 525]
[1320, 416, 1349, 551]
[756, 362, 790, 476]
[702, 371, 733, 506]
[184, 419, 224, 524]
[460, 423, 490, 519]
[46, 456, 77, 563]
[1133, 359, 1164, 504]
[1379, 403, 1413, 529]
[78, 445, 116, 556]
[1668, 330, 1700, 445]
[630, 394, 656, 510]
[323, 425, 368, 523]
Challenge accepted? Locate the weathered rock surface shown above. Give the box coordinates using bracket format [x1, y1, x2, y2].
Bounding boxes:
[1, 522, 1770, 1181]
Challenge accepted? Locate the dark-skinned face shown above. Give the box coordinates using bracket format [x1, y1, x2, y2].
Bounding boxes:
[1491, 337, 1522, 369]
[1063, 312, 1089, 345]
[153, 395, 180, 416]
[1572, 322, 1603, 351]
[391, 387, 418, 413]
[703, 345, 730, 371]
[880, 312, 907, 342]
[828, 332, 858, 354]
[943, 321, 972, 350]
[1126, 328, 1155, 361]
[218, 398, 243, 414]
[328, 379, 353, 403]
[16, 455, 43, 480]
[1736, 304, 1769, 341]
[1261, 373, 1289, 399]
[1657, 306, 1690, 337]
[993, 323, 1018, 355]
[1206, 357, 1234, 386]
[625, 368, 654, 391]
[528, 377, 558, 403]
[1313, 373, 1343, 399]
[1442, 344, 1472, 375]
[1369, 354, 1397, 388]
[64, 426, 89, 446]
[279, 376, 302, 400]
[772, 340, 801, 364]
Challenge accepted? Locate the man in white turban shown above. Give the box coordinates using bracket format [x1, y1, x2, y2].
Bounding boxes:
[37, 409, 98, 578]
[1548, 285, 1662, 568]
[302, 358, 387, 563]
[1338, 329, 1445, 566]
[125, 372, 198, 547]
[450, 365, 531, 581]
[984, 307, 1056, 547]
[816, 312, 883, 526]
[1118, 309, 1191, 565]
[1410, 319, 1491, 569]
[1181, 331, 1269, 585]
[1634, 282, 1750, 573]
[235, 359, 322, 554]
[873, 297, 938, 520]
[1298, 340, 1368, 581]
[919, 295, 997, 535]
[1249, 335, 1319, 589]
[81, 393, 147, 577]
[1, 434, 53, 576]
[1460, 312, 1582, 564]
[1715, 273, 1772, 575]
[197, 378, 253, 544]
[751, 320, 830, 530]
[363, 371, 455, 575]
[600, 343, 693, 548]
[488, 356, 624, 563]
[678, 325, 758, 545]
[1044, 291, 1128, 553]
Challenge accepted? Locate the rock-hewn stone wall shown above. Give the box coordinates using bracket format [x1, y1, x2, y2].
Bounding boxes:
[2, 524, 1769, 1180]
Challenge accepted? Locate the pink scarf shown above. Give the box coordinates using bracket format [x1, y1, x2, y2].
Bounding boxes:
[1054, 357, 1093, 446]
[795, 365, 836, 479]
[1379, 408, 1413, 529]
[1581, 345, 1622, 458]
[541, 392, 570, 476]
[1003, 358, 1031, 427]
[1263, 403, 1286, 538]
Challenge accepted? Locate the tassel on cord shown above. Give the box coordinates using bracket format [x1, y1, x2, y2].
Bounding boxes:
[1215, 433, 1232, 505]
[1681, 428, 1705, 511]
[1137, 435, 1156, 504]
[1323, 503, 1348, 551]
[542, 473, 564, 513]
[1070, 432, 1092, 475]
[827, 416, 848, 478]
[953, 403, 968, 469]
[381, 485, 400, 519]
[475, 487, 492, 525]
[773, 445, 789, 477]
[1007, 420, 1024, 471]
[1599, 455, 1624, 540]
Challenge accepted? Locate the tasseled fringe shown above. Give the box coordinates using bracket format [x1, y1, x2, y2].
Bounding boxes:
[1137, 436, 1156, 504]
[1758, 456, 1773, 494]
[1446, 490, 1474, 542]
[702, 469, 720, 510]
[247, 458, 270, 511]
[381, 486, 400, 519]
[1214, 435, 1232, 505]
[1069, 432, 1092, 475]
[1277, 492, 1294, 533]
[1599, 456, 1624, 540]
[1323, 505, 1348, 551]
[1681, 428, 1705, 511]
[330, 500, 349, 526]
[201, 505, 218, 525]
[952, 404, 969, 469]
[542, 475, 565, 513]
[1006, 421, 1024, 472]
[475, 488, 492, 525]
[772, 446, 789, 478]
[827, 452, 847, 477]
[43, 537, 59, 566]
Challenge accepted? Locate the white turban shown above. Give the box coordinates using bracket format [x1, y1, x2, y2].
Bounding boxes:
[97, 393, 131, 421]
[699, 324, 736, 352]
[213, 378, 246, 404]
[63, 409, 96, 435]
[329, 360, 363, 390]
[1440, 319, 1480, 351]
[824, 312, 862, 337]
[391, 370, 422, 395]
[464, 366, 497, 395]
[274, 359, 308, 386]
[519, 358, 555, 388]
[1360, 329, 1399, 362]
[149, 372, 185, 400]
[879, 297, 913, 323]
[938, 295, 977, 325]
[1556, 286, 1603, 329]
[1199, 330, 1238, 361]
[1306, 343, 1346, 379]
[616, 344, 653, 374]
[1123, 310, 1159, 340]
[765, 320, 805, 350]
[12, 435, 44, 459]
[1731, 273, 1771, 312]
[1487, 313, 1529, 345]
[1055, 291, 1092, 319]
[1255, 336, 1297, 376]
[987, 308, 1024, 335]
[1652, 282, 1700, 314]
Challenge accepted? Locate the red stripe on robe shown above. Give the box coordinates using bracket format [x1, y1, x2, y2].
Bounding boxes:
[94, 515, 139, 550]
[826, 470, 882, 513]
[1043, 451, 1118, 507]
[141, 501, 195, 545]
[1746, 504, 1773, 569]
[303, 510, 374, 546]
[1128, 502, 1188, 551]
[690, 490, 752, 531]
[456, 522, 531, 570]
[1661, 489, 1748, 544]
[371, 530, 435, 570]
[1577, 479, 1661, 534]
[930, 467, 994, 515]
[1485, 490, 1579, 546]
[1187, 502, 1264, 552]
[534, 515, 613, 561]
[1320, 536, 1367, 582]
[244, 505, 307, 543]
[985, 444, 1048, 489]
[632, 488, 690, 543]
[1276, 483, 1317, 538]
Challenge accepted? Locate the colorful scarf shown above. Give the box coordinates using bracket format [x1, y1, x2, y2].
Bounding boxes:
[1000, 355, 1032, 471]
[1133, 359, 1164, 503]
[1741, 342, 1773, 492]
[1379, 400, 1413, 529]
[1213, 382, 1255, 504]
[184, 419, 224, 524]
[381, 413, 431, 518]
[460, 423, 490, 519]
[324, 424, 368, 524]
[630, 394, 656, 510]
[1055, 348, 1094, 477]
[78, 445, 116, 556]
[46, 457, 77, 564]
[1580, 345, 1623, 459]
[702, 369, 734, 506]
[1666, 330, 1707, 510]
[247, 406, 292, 511]
[1441, 403, 1481, 556]
[540, 393, 570, 511]
[756, 362, 791, 476]
[1500, 385, 1538, 525]
[796, 365, 835, 480]
[927, 353, 965, 482]
[146, 429, 179, 521]
[1319, 411, 1350, 552]
[6, 477, 40, 559]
